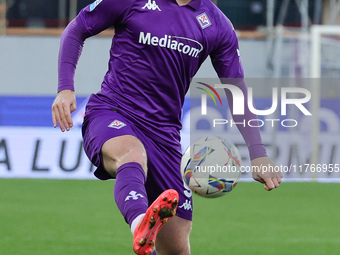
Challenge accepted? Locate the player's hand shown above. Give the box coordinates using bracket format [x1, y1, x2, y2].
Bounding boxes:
[251, 157, 282, 191]
[51, 90, 77, 132]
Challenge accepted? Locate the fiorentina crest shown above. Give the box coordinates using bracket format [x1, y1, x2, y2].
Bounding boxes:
[108, 119, 127, 129]
[196, 13, 211, 29]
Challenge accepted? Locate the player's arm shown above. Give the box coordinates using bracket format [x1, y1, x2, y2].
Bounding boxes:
[52, 16, 88, 132]
[52, 0, 133, 131]
[210, 16, 282, 190]
[224, 81, 282, 190]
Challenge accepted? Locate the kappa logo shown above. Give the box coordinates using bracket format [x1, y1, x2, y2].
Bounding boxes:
[196, 13, 211, 29]
[108, 119, 126, 129]
[179, 199, 192, 211]
[142, 0, 161, 11]
[125, 191, 144, 201]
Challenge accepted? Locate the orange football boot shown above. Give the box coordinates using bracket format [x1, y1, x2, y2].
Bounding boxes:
[133, 189, 179, 255]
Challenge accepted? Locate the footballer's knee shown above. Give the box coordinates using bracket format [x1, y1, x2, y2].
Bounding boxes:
[155, 216, 192, 255]
[101, 135, 147, 177]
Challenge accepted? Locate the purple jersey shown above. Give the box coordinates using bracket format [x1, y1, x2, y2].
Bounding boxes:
[58, 0, 266, 159]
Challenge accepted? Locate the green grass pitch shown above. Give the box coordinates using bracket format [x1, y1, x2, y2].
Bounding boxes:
[1, 179, 340, 255]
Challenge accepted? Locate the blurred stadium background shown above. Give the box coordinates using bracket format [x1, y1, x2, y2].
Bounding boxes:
[1, 1, 340, 254]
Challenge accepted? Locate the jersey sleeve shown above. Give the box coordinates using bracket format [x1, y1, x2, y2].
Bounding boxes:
[78, 0, 133, 36]
[58, 0, 133, 92]
[210, 16, 267, 160]
[210, 16, 244, 79]
[225, 79, 268, 160]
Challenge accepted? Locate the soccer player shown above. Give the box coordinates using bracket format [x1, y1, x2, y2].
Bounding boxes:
[52, 0, 282, 254]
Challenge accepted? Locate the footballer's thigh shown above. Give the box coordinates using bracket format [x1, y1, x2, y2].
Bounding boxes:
[155, 215, 192, 255]
[101, 135, 148, 177]
[82, 108, 148, 179]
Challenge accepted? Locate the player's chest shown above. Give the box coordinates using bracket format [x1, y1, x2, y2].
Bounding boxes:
[118, 0, 216, 55]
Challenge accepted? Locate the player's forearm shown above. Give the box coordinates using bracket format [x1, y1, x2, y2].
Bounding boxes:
[225, 79, 267, 160]
[58, 17, 91, 92]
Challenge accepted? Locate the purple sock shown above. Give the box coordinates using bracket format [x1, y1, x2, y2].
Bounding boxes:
[150, 250, 157, 255]
[113, 162, 148, 226]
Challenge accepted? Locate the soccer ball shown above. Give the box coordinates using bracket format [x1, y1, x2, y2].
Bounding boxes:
[181, 136, 242, 198]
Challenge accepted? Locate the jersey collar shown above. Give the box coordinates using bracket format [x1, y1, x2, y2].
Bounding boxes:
[172, 0, 202, 10]
[187, 0, 202, 10]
